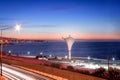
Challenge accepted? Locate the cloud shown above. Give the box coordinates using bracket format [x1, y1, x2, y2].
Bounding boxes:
[47, 6, 80, 11]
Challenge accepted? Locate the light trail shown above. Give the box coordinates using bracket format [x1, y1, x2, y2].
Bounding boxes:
[2, 64, 52, 80]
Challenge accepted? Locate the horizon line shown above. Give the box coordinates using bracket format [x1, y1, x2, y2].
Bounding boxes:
[2, 36, 120, 41]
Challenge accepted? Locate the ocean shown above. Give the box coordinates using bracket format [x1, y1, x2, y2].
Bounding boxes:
[3, 41, 120, 60]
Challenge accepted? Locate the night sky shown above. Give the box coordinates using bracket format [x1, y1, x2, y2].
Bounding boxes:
[0, 0, 120, 40]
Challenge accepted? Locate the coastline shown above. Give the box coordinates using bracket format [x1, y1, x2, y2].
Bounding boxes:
[17, 55, 120, 70]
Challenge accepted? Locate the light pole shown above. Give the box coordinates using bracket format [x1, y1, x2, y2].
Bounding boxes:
[0, 24, 21, 76]
[107, 56, 110, 69]
[87, 56, 91, 60]
[112, 57, 115, 67]
[112, 57, 115, 61]
[87, 56, 91, 67]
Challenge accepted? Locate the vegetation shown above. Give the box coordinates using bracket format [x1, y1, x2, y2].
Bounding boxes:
[92, 67, 106, 78]
[3, 55, 120, 80]
[76, 69, 90, 75]
[104, 67, 120, 80]
[51, 63, 61, 68]
[92, 67, 120, 80]
[2, 58, 104, 80]
[67, 66, 74, 71]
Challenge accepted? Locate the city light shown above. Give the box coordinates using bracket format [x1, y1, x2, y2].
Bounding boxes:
[87, 56, 91, 60]
[112, 57, 115, 61]
[27, 51, 30, 55]
[15, 24, 21, 31]
[8, 50, 11, 53]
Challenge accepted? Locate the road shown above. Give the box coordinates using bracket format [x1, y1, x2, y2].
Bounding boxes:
[2, 64, 52, 80]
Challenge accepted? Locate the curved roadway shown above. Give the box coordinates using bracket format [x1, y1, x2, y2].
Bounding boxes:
[2, 64, 52, 80]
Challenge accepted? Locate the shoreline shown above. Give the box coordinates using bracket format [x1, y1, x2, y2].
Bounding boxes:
[17, 55, 120, 70]
[18, 55, 116, 61]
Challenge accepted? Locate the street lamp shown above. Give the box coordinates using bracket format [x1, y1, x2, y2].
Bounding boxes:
[87, 56, 91, 66]
[27, 51, 30, 55]
[15, 24, 21, 31]
[40, 52, 43, 55]
[8, 50, 11, 54]
[0, 24, 21, 76]
[112, 57, 115, 61]
[112, 57, 116, 67]
[87, 56, 91, 60]
[8, 50, 12, 56]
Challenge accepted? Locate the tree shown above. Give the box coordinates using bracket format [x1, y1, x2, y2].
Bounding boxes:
[104, 67, 120, 80]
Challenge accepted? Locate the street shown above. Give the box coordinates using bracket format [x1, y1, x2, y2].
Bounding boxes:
[2, 64, 52, 80]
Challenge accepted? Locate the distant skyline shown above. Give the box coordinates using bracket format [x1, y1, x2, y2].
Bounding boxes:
[0, 0, 120, 40]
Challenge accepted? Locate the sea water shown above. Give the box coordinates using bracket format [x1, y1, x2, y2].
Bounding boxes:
[3, 41, 120, 60]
